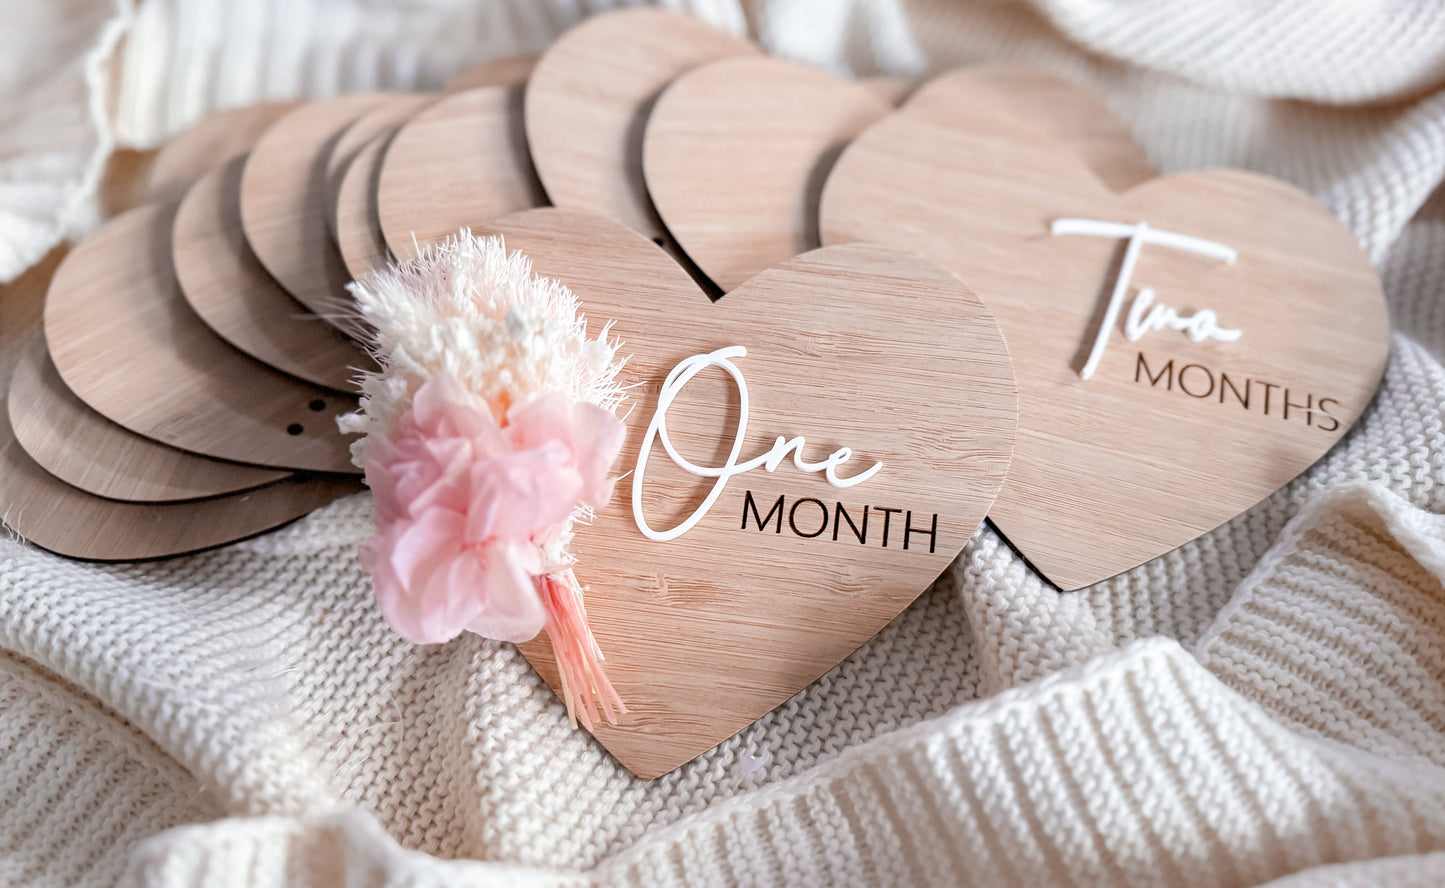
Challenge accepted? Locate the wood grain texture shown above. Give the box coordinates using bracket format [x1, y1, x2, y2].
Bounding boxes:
[148, 102, 299, 203]
[44, 203, 362, 474]
[0, 402, 363, 561]
[376, 86, 544, 262]
[444, 53, 538, 92]
[0, 247, 63, 393]
[860, 75, 916, 105]
[903, 67, 1155, 191]
[239, 94, 389, 321]
[102, 150, 159, 217]
[523, 8, 759, 239]
[644, 63, 1155, 297]
[323, 94, 436, 238]
[8, 331, 287, 501]
[821, 98, 1389, 590]
[335, 134, 394, 279]
[644, 56, 891, 292]
[485, 208, 1018, 779]
[173, 158, 374, 392]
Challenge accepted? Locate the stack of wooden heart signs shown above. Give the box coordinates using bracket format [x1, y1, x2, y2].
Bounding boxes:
[0, 7, 1389, 779]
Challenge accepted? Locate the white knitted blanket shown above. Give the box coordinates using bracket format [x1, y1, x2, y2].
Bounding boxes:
[5, 1, 1445, 885]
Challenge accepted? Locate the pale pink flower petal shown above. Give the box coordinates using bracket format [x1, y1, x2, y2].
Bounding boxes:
[366, 508, 470, 644]
[462, 543, 548, 642]
[414, 371, 509, 447]
[363, 436, 407, 525]
[570, 402, 625, 507]
[363, 367, 623, 653]
[507, 395, 625, 509]
[506, 392, 574, 451]
[401, 437, 473, 515]
[464, 443, 580, 545]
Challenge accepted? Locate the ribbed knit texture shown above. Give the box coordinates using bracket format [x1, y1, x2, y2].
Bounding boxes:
[5, 0, 1445, 885]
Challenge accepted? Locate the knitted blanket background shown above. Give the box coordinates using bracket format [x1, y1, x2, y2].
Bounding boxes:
[4, 1, 1445, 885]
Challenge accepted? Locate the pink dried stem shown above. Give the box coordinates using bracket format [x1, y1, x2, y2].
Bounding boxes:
[539, 569, 626, 730]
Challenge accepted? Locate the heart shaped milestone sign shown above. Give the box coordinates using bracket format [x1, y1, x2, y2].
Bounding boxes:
[484, 209, 1017, 778]
[821, 98, 1390, 591]
[642, 62, 1154, 295]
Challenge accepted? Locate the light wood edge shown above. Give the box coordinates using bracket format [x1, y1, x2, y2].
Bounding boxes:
[444, 53, 539, 92]
[0, 395, 364, 561]
[375, 85, 546, 263]
[172, 156, 374, 393]
[642, 54, 892, 293]
[523, 7, 760, 238]
[44, 204, 363, 475]
[335, 133, 396, 280]
[903, 66, 1156, 191]
[8, 330, 288, 502]
[324, 95, 438, 239]
[148, 102, 300, 204]
[237, 94, 391, 323]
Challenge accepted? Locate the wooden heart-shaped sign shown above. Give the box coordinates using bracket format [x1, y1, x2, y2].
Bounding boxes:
[8, 331, 287, 502]
[44, 204, 360, 474]
[323, 94, 437, 239]
[443, 52, 537, 93]
[643, 62, 1153, 294]
[524, 8, 759, 240]
[239, 94, 389, 323]
[377, 86, 544, 263]
[0, 398, 362, 561]
[822, 98, 1389, 590]
[174, 157, 374, 392]
[334, 133, 395, 279]
[643, 55, 891, 292]
[483, 208, 1017, 777]
[147, 101, 299, 204]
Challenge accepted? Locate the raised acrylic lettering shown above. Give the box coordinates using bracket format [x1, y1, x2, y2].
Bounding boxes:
[633, 346, 883, 542]
[1051, 219, 1240, 380]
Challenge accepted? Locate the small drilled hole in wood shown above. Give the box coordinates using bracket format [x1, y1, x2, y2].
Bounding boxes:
[309, 399, 326, 412]
[287, 423, 304, 435]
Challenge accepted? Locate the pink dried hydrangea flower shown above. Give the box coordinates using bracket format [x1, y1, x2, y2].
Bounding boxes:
[342, 232, 627, 728]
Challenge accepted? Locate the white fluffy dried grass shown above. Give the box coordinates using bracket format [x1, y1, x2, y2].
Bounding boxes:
[339, 231, 626, 470]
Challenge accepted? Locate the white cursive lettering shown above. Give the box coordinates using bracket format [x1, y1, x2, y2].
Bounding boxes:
[632, 346, 883, 542]
[1124, 287, 1241, 345]
[1050, 218, 1240, 380]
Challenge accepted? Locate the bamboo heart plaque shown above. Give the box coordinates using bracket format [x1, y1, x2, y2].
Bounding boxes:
[484, 208, 1017, 777]
[643, 62, 1153, 294]
[822, 99, 1389, 590]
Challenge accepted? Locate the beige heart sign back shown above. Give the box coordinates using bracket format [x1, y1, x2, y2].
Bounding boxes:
[860, 76, 915, 105]
[44, 204, 361, 475]
[444, 53, 538, 92]
[324, 95, 437, 239]
[173, 158, 375, 391]
[524, 8, 759, 239]
[8, 331, 287, 502]
[644, 56, 891, 293]
[239, 94, 389, 323]
[335, 134, 395, 279]
[485, 208, 1017, 778]
[0, 400, 362, 561]
[643, 62, 1154, 294]
[822, 98, 1389, 590]
[147, 101, 299, 204]
[377, 86, 544, 263]
[901, 67, 1155, 192]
